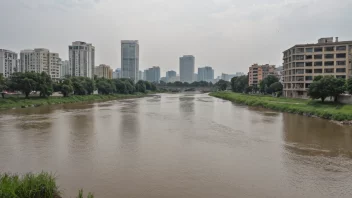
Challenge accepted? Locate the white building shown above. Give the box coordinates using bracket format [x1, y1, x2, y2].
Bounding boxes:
[121, 40, 139, 81]
[69, 41, 95, 78]
[20, 48, 60, 80]
[60, 60, 70, 78]
[0, 49, 18, 78]
[145, 66, 160, 83]
[180, 55, 195, 83]
[139, 70, 144, 81]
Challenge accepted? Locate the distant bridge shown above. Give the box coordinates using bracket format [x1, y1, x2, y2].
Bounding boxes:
[156, 86, 215, 93]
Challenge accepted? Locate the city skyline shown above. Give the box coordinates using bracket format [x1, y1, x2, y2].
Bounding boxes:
[3, 0, 351, 77]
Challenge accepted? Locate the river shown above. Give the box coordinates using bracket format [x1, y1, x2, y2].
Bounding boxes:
[0, 93, 352, 197]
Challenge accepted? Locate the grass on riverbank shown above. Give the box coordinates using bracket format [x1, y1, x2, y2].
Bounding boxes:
[0, 172, 94, 198]
[0, 93, 149, 110]
[210, 92, 352, 121]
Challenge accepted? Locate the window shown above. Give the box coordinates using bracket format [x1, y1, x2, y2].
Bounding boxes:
[336, 75, 346, 79]
[325, 54, 334, 59]
[314, 47, 323, 52]
[305, 76, 313, 81]
[336, 46, 346, 51]
[306, 48, 313, 53]
[337, 61, 346, 66]
[325, 46, 334, 51]
[336, 68, 346, 73]
[295, 55, 304, 60]
[336, 53, 346, 58]
[305, 69, 312, 73]
[324, 61, 334, 66]
[296, 48, 304, 53]
[296, 62, 304, 67]
[314, 69, 322, 73]
[306, 55, 312, 59]
[314, 62, 323, 66]
[324, 69, 334, 73]
[314, 54, 322, 59]
[305, 62, 312, 66]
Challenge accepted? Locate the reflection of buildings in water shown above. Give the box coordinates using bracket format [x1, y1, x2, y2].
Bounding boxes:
[68, 110, 96, 155]
[119, 101, 140, 150]
[179, 94, 195, 115]
[282, 113, 352, 157]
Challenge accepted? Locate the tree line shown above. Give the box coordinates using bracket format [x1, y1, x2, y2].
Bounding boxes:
[231, 75, 283, 95]
[308, 76, 352, 102]
[0, 72, 157, 98]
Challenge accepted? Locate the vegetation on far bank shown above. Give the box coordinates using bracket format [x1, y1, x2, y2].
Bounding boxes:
[0, 172, 93, 198]
[210, 92, 352, 121]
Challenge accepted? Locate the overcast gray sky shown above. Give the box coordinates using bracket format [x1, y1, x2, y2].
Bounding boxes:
[1, 0, 352, 77]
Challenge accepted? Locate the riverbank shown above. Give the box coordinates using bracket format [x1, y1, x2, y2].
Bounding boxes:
[210, 92, 352, 123]
[0, 93, 151, 110]
[0, 172, 93, 198]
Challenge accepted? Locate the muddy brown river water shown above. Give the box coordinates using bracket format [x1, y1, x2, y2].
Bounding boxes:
[1, 93, 352, 197]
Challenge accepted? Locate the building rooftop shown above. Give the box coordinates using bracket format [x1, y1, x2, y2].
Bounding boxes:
[284, 37, 352, 51]
[121, 40, 139, 44]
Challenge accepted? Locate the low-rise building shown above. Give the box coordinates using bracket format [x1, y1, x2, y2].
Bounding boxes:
[248, 64, 276, 86]
[283, 37, 352, 98]
[95, 64, 113, 79]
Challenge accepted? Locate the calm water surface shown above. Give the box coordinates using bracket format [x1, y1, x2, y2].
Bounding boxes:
[1, 93, 352, 197]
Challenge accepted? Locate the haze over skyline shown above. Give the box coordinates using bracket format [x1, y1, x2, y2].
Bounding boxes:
[1, 0, 352, 77]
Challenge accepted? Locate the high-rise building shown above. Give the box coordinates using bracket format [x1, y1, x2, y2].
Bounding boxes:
[198, 66, 214, 82]
[95, 64, 113, 79]
[283, 37, 352, 98]
[179, 55, 195, 83]
[121, 40, 139, 81]
[0, 49, 18, 78]
[248, 64, 276, 86]
[20, 48, 61, 80]
[145, 66, 160, 83]
[60, 60, 70, 78]
[69, 41, 95, 78]
[112, 68, 121, 79]
[166, 70, 176, 78]
[139, 70, 144, 81]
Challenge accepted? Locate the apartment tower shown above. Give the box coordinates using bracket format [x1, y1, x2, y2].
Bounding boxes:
[121, 40, 139, 81]
[179, 55, 195, 83]
[0, 49, 18, 78]
[69, 41, 95, 78]
[283, 37, 352, 98]
[20, 48, 60, 80]
[248, 64, 276, 86]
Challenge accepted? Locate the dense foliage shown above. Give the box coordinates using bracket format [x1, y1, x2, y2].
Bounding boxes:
[347, 78, 352, 94]
[0, 72, 160, 98]
[231, 75, 248, 93]
[259, 75, 280, 94]
[215, 79, 230, 91]
[308, 76, 346, 102]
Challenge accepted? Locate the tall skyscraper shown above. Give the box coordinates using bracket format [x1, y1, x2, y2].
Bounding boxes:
[179, 55, 195, 83]
[69, 41, 95, 78]
[20, 48, 60, 80]
[145, 66, 160, 83]
[60, 60, 70, 78]
[0, 49, 18, 78]
[198, 66, 214, 82]
[121, 40, 139, 81]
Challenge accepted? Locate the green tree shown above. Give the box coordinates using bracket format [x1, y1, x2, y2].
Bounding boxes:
[61, 79, 73, 97]
[38, 72, 53, 97]
[97, 80, 115, 95]
[8, 72, 39, 98]
[348, 78, 352, 94]
[216, 79, 229, 91]
[0, 74, 6, 98]
[245, 86, 253, 94]
[259, 75, 279, 94]
[269, 82, 283, 92]
[150, 83, 157, 91]
[135, 80, 146, 93]
[114, 79, 128, 94]
[231, 75, 248, 93]
[308, 76, 345, 102]
[84, 78, 95, 95]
